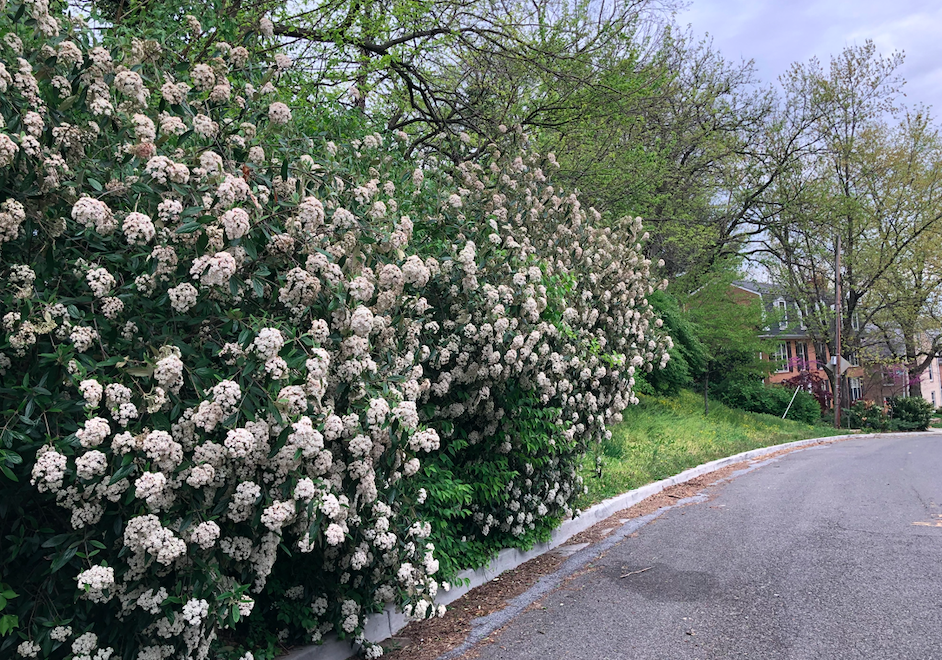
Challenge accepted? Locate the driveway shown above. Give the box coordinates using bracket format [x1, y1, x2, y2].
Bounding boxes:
[455, 433, 942, 659]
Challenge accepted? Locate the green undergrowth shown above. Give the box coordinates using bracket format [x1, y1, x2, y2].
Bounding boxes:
[578, 389, 844, 506]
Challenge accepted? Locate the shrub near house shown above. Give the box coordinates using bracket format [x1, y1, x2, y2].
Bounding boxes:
[0, 4, 669, 659]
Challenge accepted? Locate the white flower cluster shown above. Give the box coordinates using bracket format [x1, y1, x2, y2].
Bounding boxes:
[76, 565, 115, 603]
[0, 198, 25, 244]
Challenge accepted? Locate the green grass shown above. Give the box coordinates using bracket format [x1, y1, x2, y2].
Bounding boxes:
[578, 389, 845, 506]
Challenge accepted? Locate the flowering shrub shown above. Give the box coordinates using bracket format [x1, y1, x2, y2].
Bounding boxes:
[0, 2, 669, 658]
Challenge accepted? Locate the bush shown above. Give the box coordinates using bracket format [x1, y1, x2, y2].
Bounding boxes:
[842, 400, 888, 430]
[0, 4, 669, 659]
[715, 381, 821, 425]
[841, 397, 932, 432]
[887, 396, 934, 431]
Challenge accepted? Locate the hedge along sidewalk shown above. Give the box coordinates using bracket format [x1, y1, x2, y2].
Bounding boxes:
[283, 430, 899, 660]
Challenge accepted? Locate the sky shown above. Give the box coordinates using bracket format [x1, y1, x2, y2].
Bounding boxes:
[674, 0, 942, 113]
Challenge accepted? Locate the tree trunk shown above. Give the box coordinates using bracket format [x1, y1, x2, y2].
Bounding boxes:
[905, 333, 924, 398]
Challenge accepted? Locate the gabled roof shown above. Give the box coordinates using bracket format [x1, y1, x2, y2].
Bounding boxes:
[731, 280, 778, 297]
[733, 280, 813, 339]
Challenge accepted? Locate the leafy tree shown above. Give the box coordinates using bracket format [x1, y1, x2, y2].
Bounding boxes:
[95, 0, 684, 150]
[756, 43, 942, 398]
[537, 29, 786, 284]
[684, 264, 771, 414]
[637, 290, 707, 395]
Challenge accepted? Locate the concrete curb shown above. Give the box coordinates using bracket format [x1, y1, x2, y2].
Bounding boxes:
[283, 430, 931, 660]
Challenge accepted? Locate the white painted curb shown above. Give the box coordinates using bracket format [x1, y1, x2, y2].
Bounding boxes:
[282, 430, 937, 660]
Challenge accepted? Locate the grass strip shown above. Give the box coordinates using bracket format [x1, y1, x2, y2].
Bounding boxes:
[578, 389, 845, 506]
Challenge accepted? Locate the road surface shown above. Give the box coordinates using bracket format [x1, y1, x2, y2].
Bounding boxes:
[459, 434, 942, 659]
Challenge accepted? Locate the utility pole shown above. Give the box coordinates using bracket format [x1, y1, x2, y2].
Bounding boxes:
[834, 235, 841, 429]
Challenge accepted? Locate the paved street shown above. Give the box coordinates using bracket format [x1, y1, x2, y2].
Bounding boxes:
[460, 434, 942, 659]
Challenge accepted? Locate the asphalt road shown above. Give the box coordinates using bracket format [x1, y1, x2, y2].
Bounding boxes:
[461, 434, 942, 660]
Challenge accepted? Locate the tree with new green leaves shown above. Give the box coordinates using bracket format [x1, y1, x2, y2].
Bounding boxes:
[94, 0, 683, 152]
[536, 29, 786, 284]
[756, 43, 942, 398]
[684, 266, 772, 414]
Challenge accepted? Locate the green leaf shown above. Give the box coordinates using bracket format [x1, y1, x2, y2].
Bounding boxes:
[109, 461, 136, 485]
[0, 613, 19, 636]
[50, 546, 78, 573]
[175, 221, 202, 234]
[42, 533, 73, 548]
[87, 178, 103, 192]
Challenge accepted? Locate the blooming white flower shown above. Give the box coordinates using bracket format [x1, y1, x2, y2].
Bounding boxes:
[221, 207, 250, 240]
[17, 641, 41, 658]
[268, 102, 291, 125]
[79, 379, 103, 408]
[191, 63, 215, 91]
[76, 564, 115, 602]
[123, 211, 155, 244]
[75, 450, 108, 480]
[224, 428, 256, 458]
[168, 282, 199, 312]
[190, 251, 237, 287]
[76, 417, 110, 448]
[325, 522, 346, 545]
[192, 113, 218, 138]
[0, 198, 25, 243]
[190, 521, 221, 549]
[181, 598, 209, 626]
[72, 196, 115, 234]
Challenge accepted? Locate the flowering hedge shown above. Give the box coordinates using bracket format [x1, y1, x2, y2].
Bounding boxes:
[0, 2, 670, 659]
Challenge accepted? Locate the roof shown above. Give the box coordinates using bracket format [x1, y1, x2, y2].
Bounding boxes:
[733, 280, 813, 339]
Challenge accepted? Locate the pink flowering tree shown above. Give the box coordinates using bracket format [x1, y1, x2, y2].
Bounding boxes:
[0, 3, 670, 659]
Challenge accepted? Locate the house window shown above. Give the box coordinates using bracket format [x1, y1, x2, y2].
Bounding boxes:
[774, 342, 790, 373]
[797, 305, 806, 330]
[930, 364, 934, 382]
[851, 312, 860, 330]
[848, 349, 860, 367]
[849, 377, 862, 402]
[774, 298, 788, 329]
[794, 342, 809, 370]
[933, 392, 937, 406]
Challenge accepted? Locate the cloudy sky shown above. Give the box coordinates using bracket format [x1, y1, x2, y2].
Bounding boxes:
[675, 0, 942, 113]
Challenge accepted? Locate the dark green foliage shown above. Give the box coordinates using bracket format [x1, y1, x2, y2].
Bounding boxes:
[0, 579, 16, 637]
[715, 381, 821, 425]
[844, 396, 933, 432]
[887, 396, 934, 431]
[842, 400, 888, 431]
[641, 291, 707, 395]
[415, 387, 570, 577]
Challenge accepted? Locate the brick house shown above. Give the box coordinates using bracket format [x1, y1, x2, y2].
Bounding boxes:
[731, 281, 866, 405]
